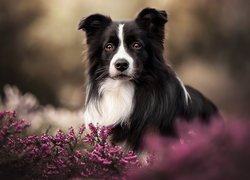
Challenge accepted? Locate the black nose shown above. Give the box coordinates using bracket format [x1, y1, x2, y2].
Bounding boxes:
[114, 59, 129, 72]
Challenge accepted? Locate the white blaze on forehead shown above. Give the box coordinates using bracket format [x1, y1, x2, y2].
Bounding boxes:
[109, 24, 134, 76]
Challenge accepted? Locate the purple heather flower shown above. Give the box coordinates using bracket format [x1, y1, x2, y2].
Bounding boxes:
[0, 111, 140, 179]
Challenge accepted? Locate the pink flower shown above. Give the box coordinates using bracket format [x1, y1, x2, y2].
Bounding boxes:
[0, 111, 139, 179]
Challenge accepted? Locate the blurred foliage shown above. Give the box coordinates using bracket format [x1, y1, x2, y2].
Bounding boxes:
[165, 0, 250, 117]
[0, 0, 249, 117]
[0, 0, 85, 110]
[167, 0, 250, 70]
[0, 86, 83, 134]
[0, 1, 53, 106]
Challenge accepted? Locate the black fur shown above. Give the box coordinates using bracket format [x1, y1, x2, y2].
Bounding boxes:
[79, 8, 219, 151]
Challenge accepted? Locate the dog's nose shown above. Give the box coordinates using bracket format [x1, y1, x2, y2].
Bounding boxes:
[114, 59, 129, 72]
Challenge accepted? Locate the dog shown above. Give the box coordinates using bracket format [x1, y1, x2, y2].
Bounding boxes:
[78, 8, 219, 151]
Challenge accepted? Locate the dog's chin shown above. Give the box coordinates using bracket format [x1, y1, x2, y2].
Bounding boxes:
[110, 74, 133, 81]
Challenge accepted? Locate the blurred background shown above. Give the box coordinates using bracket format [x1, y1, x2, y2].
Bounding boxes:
[0, 0, 250, 131]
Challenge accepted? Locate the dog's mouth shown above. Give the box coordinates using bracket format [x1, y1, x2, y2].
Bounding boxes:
[111, 74, 133, 80]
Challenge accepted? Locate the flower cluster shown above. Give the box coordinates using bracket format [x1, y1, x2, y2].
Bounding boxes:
[0, 85, 83, 134]
[0, 111, 140, 179]
[2, 110, 250, 180]
[130, 119, 250, 180]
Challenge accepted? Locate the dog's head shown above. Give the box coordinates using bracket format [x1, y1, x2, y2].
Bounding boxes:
[79, 8, 168, 81]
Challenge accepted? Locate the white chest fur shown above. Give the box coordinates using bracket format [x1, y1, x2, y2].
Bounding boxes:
[84, 79, 135, 126]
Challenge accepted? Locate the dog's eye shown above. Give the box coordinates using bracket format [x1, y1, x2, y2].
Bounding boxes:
[131, 42, 142, 50]
[104, 43, 115, 52]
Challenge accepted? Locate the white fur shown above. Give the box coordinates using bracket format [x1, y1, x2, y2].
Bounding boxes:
[177, 77, 191, 104]
[109, 24, 134, 77]
[84, 78, 134, 126]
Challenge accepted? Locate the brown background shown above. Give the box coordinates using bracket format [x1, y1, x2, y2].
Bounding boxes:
[0, 0, 249, 119]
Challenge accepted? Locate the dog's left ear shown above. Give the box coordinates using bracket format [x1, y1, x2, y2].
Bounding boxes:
[135, 8, 168, 41]
[135, 8, 168, 28]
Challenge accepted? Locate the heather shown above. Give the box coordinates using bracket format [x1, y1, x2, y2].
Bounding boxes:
[0, 86, 83, 134]
[0, 111, 139, 179]
[130, 120, 250, 180]
[1, 87, 250, 179]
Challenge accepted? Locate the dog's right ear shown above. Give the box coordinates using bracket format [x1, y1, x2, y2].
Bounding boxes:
[78, 14, 112, 38]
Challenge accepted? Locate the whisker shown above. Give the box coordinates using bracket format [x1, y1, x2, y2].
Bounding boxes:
[95, 71, 108, 81]
[95, 67, 106, 73]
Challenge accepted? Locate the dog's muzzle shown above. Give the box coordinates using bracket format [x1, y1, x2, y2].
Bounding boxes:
[110, 59, 133, 80]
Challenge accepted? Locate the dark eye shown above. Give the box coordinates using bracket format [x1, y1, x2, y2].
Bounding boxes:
[131, 42, 142, 50]
[104, 43, 115, 52]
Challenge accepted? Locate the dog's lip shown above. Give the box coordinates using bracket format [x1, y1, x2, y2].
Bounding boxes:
[111, 74, 133, 80]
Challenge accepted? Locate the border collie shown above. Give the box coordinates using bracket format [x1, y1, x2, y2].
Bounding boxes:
[79, 8, 219, 151]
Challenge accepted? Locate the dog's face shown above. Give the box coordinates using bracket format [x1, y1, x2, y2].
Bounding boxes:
[79, 8, 167, 81]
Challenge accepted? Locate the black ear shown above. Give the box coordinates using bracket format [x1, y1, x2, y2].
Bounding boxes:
[135, 8, 167, 41]
[135, 8, 168, 27]
[78, 14, 112, 38]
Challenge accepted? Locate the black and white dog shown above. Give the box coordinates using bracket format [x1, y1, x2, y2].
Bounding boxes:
[79, 8, 219, 151]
